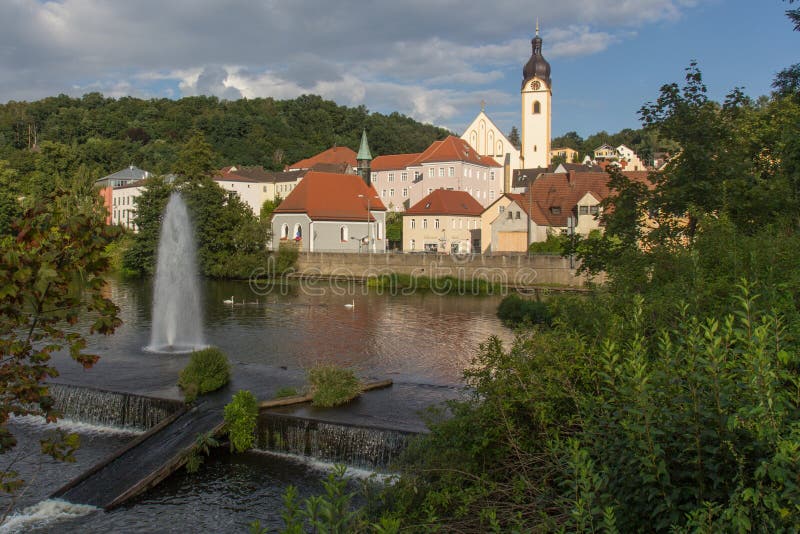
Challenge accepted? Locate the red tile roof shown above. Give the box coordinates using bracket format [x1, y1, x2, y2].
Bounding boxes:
[404, 189, 484, 216]
[287, 146, 357, 170]
[412, 136, 501, 167]
[509, 171, 652, 226]
[273, 171, 386, 222]
[372, 153, 421, 171]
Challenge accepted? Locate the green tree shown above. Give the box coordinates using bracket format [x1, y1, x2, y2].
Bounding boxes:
[173, 131, 218, 181]
[0, 161, 21, 236]
[507, 126, 521, 149]
[122, 176, 173, 275]
[259, 195, 282, 222]
[0, 189, 120, 495]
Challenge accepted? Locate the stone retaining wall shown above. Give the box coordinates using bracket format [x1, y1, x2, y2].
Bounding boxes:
[294, 252, 596, 287]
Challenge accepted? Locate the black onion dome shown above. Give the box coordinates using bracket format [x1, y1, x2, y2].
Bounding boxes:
[522, 35, 551, 89]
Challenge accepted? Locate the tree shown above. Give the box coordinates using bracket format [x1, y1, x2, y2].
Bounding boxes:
[122, 176, 173, 275]
[507, 126, 521, 150]
[0, 189, 120, 495]
[259, 196, 282, 222]
[0, 161, 21, 237]
[385, 212, 402, 248]
[773, 1, 800, 97]
[173, 131, 218, 181]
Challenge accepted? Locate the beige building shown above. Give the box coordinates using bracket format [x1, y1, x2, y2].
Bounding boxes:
[479, 195, 514, 253]
[550, 147, 578, 163]
[403, 189, 484, 254]
[461, 108, 520, 171]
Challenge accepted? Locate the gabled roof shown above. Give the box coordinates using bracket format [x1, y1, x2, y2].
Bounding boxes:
[287, 146, 357, 170]
[273, 171, 386, 222]
[96, 165, 151, 184]
[404, 189, 484, 216]
[215, 165, 273, 183]
[412, 136, 501, 167]
[372, 153, 421, 171]
[508, 171, 652, 227]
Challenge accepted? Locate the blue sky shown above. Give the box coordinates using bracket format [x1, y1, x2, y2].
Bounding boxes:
[0, 1, 796, 140]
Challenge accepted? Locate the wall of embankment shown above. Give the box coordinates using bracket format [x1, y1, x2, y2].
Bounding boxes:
[293, 252, 599, 288]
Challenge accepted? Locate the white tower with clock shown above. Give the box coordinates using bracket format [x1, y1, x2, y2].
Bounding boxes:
[520, 22, 551, 169]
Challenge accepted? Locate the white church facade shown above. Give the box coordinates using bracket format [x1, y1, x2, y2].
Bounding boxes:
[461, 23, 552, 175]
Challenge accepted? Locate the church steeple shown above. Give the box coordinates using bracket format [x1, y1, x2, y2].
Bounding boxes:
[522, 20, 551, 89]
[356, 129, 373, 186]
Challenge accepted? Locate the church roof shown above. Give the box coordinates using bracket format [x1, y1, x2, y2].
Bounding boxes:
[405, 189, 485, 216]
[286, 146, 357, 170]
[356, 130, 372, 161]
[273, 171, 386, 222]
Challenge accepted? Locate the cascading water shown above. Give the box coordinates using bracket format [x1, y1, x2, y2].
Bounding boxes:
[257, 413, 413, 470]
[146, 192, 206, 353]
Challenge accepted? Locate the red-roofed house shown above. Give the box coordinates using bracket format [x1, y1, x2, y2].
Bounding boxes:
[402, 189, 484, 253]
[370, 136, 502, 212]
[271, 171, 387, 253]
[285, 146, 358, 172]
[488, 170, 652, 252]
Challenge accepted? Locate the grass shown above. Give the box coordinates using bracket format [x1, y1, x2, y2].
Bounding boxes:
[178, 347, 231, 402]
[307, 364, 362, 408]
[273, 386, 299, 399]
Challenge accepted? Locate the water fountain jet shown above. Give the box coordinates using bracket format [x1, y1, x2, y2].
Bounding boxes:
[145, 192, 206, 353]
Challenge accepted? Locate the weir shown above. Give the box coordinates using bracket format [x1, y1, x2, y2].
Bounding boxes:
[257, 413, 413, 470]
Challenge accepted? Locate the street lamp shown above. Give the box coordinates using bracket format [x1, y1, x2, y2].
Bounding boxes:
[358, 193, 379, 253]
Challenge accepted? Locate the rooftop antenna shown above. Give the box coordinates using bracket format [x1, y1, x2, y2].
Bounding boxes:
[536, 17, 539, 36]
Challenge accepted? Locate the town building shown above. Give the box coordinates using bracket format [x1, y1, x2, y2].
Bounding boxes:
[96, 165, 152, 224]
[111, 179, 146, 231]
[461, 104, 521, 171]
[402, 189, 484, 254]
[550, 147, 579, 163]
[371, 135, 501, 212]
[271, 171, 387, 253]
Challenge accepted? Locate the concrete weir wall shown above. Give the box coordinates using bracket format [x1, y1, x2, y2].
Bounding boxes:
[294, 252, 594, 288]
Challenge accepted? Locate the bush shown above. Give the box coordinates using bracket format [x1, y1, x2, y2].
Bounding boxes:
[496, 293, 552, 327]
[224, 390, 259, 453]
[274, 243, 299, 274]
[528, 232, 569, 254]
[178, 347, 231, 402]
[307, 365, 362, 408]
[273, 386, 299, 399]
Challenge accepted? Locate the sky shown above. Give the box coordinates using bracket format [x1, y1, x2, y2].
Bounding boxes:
[0, 1, 796, 139]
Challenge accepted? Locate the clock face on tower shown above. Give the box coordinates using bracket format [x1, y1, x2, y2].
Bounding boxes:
[530, 80, 541, 90]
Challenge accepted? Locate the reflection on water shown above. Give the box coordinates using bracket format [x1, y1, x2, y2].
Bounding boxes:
[91, 277, 513, 386]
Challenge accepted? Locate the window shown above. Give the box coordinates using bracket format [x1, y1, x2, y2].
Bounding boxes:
[293, 224, 302, 240]
[589, 206, 599, 215]
[435, 219, 440, 229]
[402, 188, 408, 197]
[452, 219, 456, 229]
[377, 222, 383, 239]
[515, 211, 521, 219]
[499, 205, 505, 213]
[533, 101, 541, 114]
[401, 172, 408, 181]
[382, 189, 387, 197]
[449, 167, 454, 177]
[427, 188, 433, 195]
[490, 171, 495, 181]
[388, 172, 395, 182]
[579, 206, 589, 215]
[489, 190, 495, 201]
[410, 218, 416, 229]
[389, 188, 394, 197]
[428, 168, 435, 178]
[340, 226, 349, 242]
[507, 211, 513, 219]
[281, 224, 289, 239]
[551, 207, 561, 214]
[423, 219, 428, 229]
[438, 167, 444, 177]
[409, 239, 415, 250]
[263, 186, 267, 192]
[371, 172, 377, 181]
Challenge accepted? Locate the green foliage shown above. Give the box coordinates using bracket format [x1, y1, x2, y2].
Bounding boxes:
[184, 431, 220, 474]
[366, 273, 501, 295]
[223, 390, 259, 453]
[273, 387, 299, 399]
[173, 131, 218, 181]
[178, 347, 231, 402]
[0, 188, 120, 496]
[259, 195, 282, 222]
[496, 293, 552, 327]
[273, 243, 299, 275]
[527, 231, 569, 254]
[307, 365, 362, 408]
[383, 287, 800, 531]
[121, 175, 173, 276]
[384, 212, 402, 245]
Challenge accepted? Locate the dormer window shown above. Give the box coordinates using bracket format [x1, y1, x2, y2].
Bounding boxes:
[550, 207, 561, 214]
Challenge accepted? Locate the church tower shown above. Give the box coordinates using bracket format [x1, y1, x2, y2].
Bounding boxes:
[356, 129, 373, 186]
[520, 21, 551, 169]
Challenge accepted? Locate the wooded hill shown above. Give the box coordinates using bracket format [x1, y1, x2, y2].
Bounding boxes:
[0, 93, 452, 181]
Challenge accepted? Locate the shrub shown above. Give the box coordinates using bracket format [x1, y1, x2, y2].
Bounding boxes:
[307, 364, 362, 408]
[528, 232, 569, 254]
[496, 293, 552, 327]
[178, 347, 231, 402]
[224, 390, 259, 453]
[274, 243, 299, 274]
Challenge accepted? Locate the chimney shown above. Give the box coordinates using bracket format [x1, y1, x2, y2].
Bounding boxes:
[503, 153, 511, 193]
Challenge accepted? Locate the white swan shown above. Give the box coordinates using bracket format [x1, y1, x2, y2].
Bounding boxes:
[344, 299, 354, 309]
[223, 296, 234, 305]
